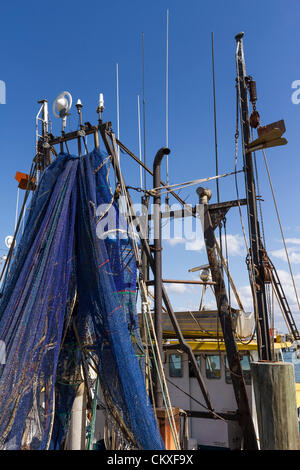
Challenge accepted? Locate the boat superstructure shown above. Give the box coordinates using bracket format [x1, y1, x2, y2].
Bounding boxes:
[0, 31, 299, 452]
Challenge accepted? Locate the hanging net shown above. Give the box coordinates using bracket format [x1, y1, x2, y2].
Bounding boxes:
[0, 150, 164, 450]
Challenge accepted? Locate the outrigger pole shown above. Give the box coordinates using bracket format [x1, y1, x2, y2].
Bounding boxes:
[235, 32, 272, 361]
[197, 187, 258, 450]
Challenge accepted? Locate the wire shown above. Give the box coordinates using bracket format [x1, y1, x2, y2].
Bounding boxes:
[262, 148, 300, 311]
[151, 169, 243, 196]
[166, 377, 227, 422]
[140, 279, 181, 449]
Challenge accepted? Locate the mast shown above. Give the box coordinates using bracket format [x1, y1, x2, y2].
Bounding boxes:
[235, 32, 272, 361]
[197, 187, 258, 450]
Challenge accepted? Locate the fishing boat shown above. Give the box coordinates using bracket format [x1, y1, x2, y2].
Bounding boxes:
[0, 31, 299, 452]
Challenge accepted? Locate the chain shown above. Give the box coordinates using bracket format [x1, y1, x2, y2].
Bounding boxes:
[234, 78, 261, 344]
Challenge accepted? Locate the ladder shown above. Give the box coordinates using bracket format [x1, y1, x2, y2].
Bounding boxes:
[267, 256, 300, 341]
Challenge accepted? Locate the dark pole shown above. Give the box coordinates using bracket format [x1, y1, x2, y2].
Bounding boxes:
[235, 32, 272, 361]
[197, 187, 258, 450]
[153, 147, 170, 409]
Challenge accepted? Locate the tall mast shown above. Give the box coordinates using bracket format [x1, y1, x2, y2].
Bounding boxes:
[235, 32, 272, 361]
[165, 9, 169, 186]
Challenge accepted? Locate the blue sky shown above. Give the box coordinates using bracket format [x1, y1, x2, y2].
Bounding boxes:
[0, 0, 300, 332]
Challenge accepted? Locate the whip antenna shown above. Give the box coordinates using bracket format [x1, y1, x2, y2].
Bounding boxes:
[142, 32, 147, 190]
[165, 9, 170, 209]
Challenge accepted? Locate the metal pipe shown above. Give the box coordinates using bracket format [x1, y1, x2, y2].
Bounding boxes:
[153, 147, 170, 409]
[162, 279, 216, 285]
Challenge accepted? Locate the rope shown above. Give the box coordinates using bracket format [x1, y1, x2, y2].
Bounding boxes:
[165, 378, 227, 423]
[252, 131, 272, 322]
[262, 149, 300, 311]
[87, 376, 99, 450]
[151, 169, 243, 197]
[223, 218, 231, 316]
[271, 276, 293, 338]
[108, 135, 180, 447]
[140, 279, 181, 449]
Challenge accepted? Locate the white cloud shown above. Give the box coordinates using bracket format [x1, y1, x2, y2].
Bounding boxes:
[165, 236, 205, 251]
[185, 239, 205, 251]
[270, 248, 300, 264]
[271, 238, 300, 264]
[220, 233, 245, 257]
[274, 269, 300, 309]
[167, 238, 186, 247]
[166, 233, 245, 255]
[165, 283, 196, 294]
[236, 285, 254, 312]
[285, 238, 300, 245]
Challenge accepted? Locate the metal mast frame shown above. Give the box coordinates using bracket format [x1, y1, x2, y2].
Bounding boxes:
[235, 32, 272, 361]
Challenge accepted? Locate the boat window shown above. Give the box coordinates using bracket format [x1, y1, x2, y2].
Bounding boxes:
[169, 353, 183, 378]
[205, 355, 221, 379]
[225, 355, 251, 385]
[189, 355, 201, 377]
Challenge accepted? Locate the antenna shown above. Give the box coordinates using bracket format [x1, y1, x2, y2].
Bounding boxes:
[75, 99, 83, 126]
[137, 95, 143, 190]
[53, 91, 72, 133]
[116, 63, 120, 163]
[142, 32, 147, 190]
[36, 99, 49, 172]
[97, 93, 105, 121]
[22, 203, 26, 235]
[166, 9, 169, 168]
[211, 32, 219, 204]
[14, 188, 19, 232]
[165, 9, 170, 209]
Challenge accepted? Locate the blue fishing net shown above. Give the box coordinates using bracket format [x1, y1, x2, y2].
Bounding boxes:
[0, 150, 164, 450]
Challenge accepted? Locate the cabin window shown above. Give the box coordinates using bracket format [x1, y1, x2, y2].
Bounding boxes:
[169, 353, 183, 378]
[225, 355, 251, 385]
[189, 355, 201, 377]
[205, 355, 221, 379]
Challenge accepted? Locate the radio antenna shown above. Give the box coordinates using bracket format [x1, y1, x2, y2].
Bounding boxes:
[137, 95, 143, 190]
[116, 63, 120, 163]
[165, 9, 170, 209]
[142, 32, 147, 190]
[211, 32, 220, 204]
